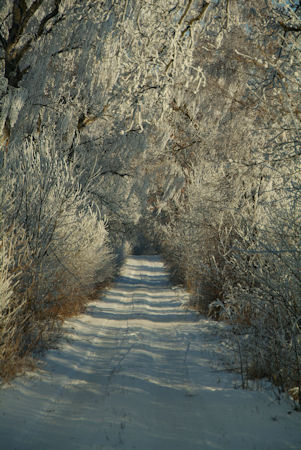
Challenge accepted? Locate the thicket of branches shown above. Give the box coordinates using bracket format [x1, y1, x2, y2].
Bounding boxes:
[140, 0, 301, 404]
[0, 0, 122, 379]
[0, 141, 114, 379]
[0, 0, 300, 404]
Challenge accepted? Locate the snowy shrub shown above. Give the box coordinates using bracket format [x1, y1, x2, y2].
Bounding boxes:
[152, 158, 300, 405]
[0, 140, 114, 379]
[221, 189, 301, 403]
[146, 160, 236, 312]
[0, 206, 33, 378]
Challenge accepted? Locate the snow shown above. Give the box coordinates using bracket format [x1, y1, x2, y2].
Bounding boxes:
[0, 255, 300, 450]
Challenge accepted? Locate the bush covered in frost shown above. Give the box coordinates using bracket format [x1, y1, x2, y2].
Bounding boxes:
[0, 141, 114, 379]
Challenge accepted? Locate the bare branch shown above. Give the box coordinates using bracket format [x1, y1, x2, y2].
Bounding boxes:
[278, 20, 301, 32]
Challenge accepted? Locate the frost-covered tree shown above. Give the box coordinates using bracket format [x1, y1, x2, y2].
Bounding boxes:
[0, 0, 300, 398]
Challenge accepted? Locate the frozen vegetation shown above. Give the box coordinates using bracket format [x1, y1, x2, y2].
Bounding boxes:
[0, 0, 300, 419]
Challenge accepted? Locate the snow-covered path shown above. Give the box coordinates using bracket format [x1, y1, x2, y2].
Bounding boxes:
[1, 255, 301, 450]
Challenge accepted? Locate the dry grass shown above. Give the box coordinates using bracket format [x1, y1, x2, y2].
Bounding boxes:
[0, 252, 114, 381]
[40, 279, 112, 321]
[0, 278, 112, 382]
